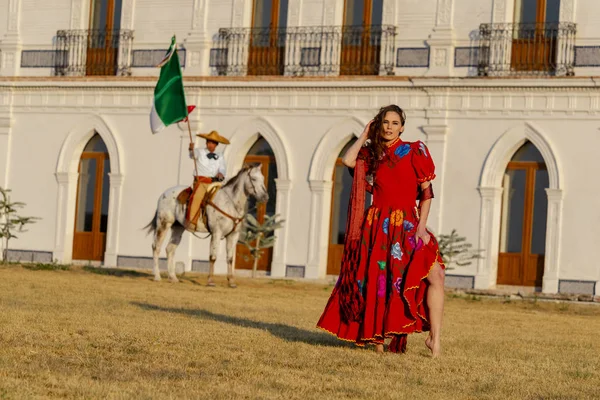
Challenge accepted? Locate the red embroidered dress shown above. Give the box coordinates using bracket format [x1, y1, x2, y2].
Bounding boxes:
[317, 139, 445, 353]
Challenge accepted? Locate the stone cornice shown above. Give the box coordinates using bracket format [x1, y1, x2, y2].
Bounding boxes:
[3, 76, 600, 91]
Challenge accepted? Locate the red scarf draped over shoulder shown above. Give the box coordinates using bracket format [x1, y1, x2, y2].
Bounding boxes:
[338, 151, 371, 323]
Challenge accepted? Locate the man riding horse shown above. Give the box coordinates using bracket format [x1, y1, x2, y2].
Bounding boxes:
[185, 130, 230, 230]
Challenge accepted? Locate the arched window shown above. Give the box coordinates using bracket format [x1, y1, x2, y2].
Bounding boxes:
[73, 133, 110, 261]
[498, 140, 548, 287]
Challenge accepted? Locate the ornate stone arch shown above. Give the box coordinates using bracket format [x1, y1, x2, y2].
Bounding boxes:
[225, 117, 292, 278]
[305, 116, 366, 279]
[475, 122, 563, 293]
[54, 114, 124, 267]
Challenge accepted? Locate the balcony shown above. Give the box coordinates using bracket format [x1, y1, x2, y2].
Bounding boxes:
[54, 29, 134, 76]
[211, 25, 396, 77]
[478, 22, 576, 77]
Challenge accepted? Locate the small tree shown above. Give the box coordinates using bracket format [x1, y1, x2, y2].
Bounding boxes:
[0, 187, 39, 263]
[437, 229, 483, 271]
[238, 213, 285, 278]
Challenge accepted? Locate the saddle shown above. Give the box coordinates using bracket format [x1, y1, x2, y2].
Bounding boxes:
[177, 182, 222, 232]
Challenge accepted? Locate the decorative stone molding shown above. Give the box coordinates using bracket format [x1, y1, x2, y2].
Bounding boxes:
[184, 0, 210, 75]
[426, 0, 455, 76]
[476, 123, 563, 293]
[1, 0, 22, 76]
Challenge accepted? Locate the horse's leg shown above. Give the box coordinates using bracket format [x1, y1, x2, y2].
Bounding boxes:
[152, 219, 170, 282]
[226, 231, 239, 288]
[166, 223, 185, 283]
[207, 229, 219, 287]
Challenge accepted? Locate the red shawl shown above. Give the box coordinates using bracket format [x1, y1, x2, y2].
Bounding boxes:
[337, 157, 369, 323]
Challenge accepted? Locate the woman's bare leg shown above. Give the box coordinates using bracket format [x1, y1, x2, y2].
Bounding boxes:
[425, 262, 445, 357]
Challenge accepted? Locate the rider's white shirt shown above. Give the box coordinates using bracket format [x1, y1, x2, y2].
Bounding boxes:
[190, 148, 226, 178]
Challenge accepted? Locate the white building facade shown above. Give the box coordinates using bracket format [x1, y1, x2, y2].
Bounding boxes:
[1, 0, 599, 295]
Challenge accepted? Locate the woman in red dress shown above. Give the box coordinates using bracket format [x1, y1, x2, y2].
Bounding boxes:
[317, 105, 445, 356]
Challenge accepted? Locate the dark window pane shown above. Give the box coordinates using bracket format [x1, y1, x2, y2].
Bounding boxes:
[100, 159, 110, 233]
[76, 158, 97, 232]
[278, 0, 289, 28]
[266, 161, 278, 216]
[500, 169, 527, 253]
[331, 163, 353, 244]
[253, 0, 273, 28]
[371, 0, 383, 26]
[518, 0, 538, 24]
[545, 0, 560, 23]
[248, 137, 274, 156]
[511, 141, 545, 162]
[84, 133, 109, 153]
[345, 0, 365, 26]
[531, 169, 549, 254]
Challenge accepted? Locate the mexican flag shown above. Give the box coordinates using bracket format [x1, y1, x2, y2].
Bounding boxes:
[150, 36, 189, 134]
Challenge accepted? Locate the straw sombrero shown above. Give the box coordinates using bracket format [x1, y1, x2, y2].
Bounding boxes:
[196, 130, 230, 145]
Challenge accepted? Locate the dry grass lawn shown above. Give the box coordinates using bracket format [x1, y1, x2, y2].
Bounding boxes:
[1, 264, 599, 400]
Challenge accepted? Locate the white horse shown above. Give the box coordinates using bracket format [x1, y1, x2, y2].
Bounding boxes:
[145, 165, 269, 287]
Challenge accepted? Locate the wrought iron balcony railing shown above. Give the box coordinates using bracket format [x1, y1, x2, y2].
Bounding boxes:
[55, 29, 134, 76]
[478, 22, 576, 77]
[211, 25, 397, 76]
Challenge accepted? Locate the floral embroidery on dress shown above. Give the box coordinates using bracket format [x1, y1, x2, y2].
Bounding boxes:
[403, 220, 414, 232]
[367, 207, 378, 226]
[391, 242, 402, 260]
[383, 218, 390, 234]
[377, 261, 386, 270]
[390, 209, 404, 227]
[377, 275, 386, 298]
[394, 144, 411, 158]
[393, 277, 403, 294]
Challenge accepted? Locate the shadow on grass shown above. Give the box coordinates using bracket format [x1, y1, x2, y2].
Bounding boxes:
[83, 266, 151, 278]
[131, 301, 352, 348]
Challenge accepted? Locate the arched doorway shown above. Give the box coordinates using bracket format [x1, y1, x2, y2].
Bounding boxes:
[72, 133, 110, 261]
[235, 136, 278, 272]
[326, 139, 360, 275]
[498, 140, 548, 287]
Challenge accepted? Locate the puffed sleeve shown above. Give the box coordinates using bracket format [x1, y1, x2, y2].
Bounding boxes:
[411, 141, 436, 183]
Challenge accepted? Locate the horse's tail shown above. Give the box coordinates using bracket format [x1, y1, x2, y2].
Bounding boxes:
[143, 211, 158, 236]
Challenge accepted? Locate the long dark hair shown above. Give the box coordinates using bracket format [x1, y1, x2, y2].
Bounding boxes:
[367, 104, 406, 168]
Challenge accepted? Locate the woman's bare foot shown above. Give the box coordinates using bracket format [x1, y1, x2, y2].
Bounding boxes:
[425, 335, 441, 357]
[375, 344, 384, 354]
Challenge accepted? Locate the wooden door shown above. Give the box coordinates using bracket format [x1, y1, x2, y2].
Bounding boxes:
[498, 143, 548, 287]
[235, 155, 277, 272]
[86, 0, 123, 75]
[73, 136, 110, 261]
[511, 0, 561, 72]
[248, 0, 289, 75]
[340, 0, 383, 75]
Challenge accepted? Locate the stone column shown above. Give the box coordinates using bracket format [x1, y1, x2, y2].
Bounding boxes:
[474, 186, 503, 289]
[270, 179, 292, 278]
[542, 188, 564, 294]
[305, 180, 333, 279]
[103, 173, 125, 267]
[426, 0, 455, 76]
[0, 0, 23, 76]
[184, 0, 212, 76]
[53, 172, 79, 264]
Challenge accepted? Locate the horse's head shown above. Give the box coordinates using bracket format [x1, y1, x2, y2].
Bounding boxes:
[244, 164, 269, 203]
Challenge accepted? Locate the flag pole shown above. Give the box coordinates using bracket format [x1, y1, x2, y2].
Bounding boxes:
[187, 118, 199, 177]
